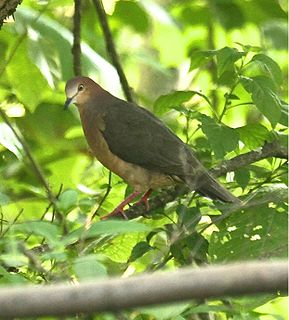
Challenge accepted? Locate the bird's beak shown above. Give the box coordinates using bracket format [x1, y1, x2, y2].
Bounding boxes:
[64, 97, 73, 110]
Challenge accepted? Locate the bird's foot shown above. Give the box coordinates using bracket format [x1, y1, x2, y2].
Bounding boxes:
[100, 190, 141, 220]
[134, 189, 152, 211]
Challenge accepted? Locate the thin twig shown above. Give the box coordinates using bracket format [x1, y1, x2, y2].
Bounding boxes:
[0, 208, 23, 238]
[90, 171, 112, 221]
[92, 0, 133, 102]
[72, 0, 82, 76]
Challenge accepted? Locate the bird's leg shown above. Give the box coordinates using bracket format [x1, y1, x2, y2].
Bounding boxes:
[134, 189, 152, 211]
[101, 190, 141, 220]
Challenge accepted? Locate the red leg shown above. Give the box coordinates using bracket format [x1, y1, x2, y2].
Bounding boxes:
[101, 190, 141, 220]
[134, 189, 152, 211]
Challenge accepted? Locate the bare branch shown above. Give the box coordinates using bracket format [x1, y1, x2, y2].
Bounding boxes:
[72, 0, 82, 76]
[92, 0, 133, 102]
[0, 261, 286, 318]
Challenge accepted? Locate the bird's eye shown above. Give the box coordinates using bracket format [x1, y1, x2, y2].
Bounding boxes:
[78, 84, 84, 91]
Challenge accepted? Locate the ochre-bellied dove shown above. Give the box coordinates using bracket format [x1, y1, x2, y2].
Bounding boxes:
[64, 77, 239, 218]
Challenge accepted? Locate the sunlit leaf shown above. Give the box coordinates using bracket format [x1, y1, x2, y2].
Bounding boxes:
[6, 41, 49, 112]
[236, 124, 270, 149]
[0, 123, 23, 159]
[87, 220, 151, 237]
[240, 76, 282, 127]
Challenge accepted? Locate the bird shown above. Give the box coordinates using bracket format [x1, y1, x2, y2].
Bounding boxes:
[64, 76, 239, 219]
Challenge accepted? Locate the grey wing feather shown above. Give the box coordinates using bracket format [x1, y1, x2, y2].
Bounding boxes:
[101, 99, 200, 179]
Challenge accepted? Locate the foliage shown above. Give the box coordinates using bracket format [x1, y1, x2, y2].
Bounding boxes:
[0, 0, 287, 319]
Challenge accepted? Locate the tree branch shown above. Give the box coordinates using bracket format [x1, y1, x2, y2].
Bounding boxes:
[0, 261, 286, 318]
[0, 0, 22, 29]
[92, 0, 133, 102]
[123, 140, 287, 219]
[72, 0, 82, 76]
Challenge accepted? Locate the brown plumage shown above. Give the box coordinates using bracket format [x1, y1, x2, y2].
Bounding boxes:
[64, 76, 239, 218]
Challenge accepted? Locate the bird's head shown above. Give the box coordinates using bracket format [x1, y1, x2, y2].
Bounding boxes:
[64, 76, 103, 109]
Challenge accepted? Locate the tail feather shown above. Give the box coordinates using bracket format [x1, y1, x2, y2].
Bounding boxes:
[190, 171, 240, 203]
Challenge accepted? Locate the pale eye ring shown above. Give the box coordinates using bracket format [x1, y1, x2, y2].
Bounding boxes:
[78, 84, 84, 91]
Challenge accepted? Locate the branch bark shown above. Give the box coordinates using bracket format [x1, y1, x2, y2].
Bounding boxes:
[92, 0, 134, 102]
[0, 0, 22, 29]
[0, 261, 286, 318]
[72, 0, 82, 76]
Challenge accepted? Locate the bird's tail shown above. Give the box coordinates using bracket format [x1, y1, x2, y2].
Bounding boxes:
[189, 170, 240, 204]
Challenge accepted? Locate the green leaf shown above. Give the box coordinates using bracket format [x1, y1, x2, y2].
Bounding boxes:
[113, 0, 150, 33]
[216, 47, 245, 77]
[248, 54, 283, 85]
[6, 41, 49, 112]
[56, 189, 78, 214]
[240, 76, 282, 127]
[235, 168, 250, 190]
[12, 221, 59, 245]
[209, 206, 288, 262]
[190, 50, 216, 70]
[87, 220, 151, 237]
[154, 91, 195, 115]
[237, 124, 270, 149]
[200, 115, 239, 159]
[235, 42, 263, 53]
[128, 241, 153, 262]
[140, 303, 189, 320]
[73, 255, 107, 280]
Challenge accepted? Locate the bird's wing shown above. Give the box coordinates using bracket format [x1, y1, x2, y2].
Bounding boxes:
[101, 99, 201, 179]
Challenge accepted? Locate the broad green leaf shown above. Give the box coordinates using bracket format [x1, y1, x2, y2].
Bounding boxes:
[245, 54, 283, 85]
[154, 91, 195, 115]
[190, 50, 216, 70]
[216, 47, 245, 77]
[73, 255, 107, 280]
[113, 0, 150, 33]
[128, 241, 153, 262]
[237, 124, 270, 149]
[98, 233, 144, 263]
[240, 76, 282, 127]
[11, 221, 59, 245]
[6, 41, 49, 112]
[56, 189, 78, 215]
[87, 220, 151, 237]
[235, 168, 250, 190]
[200, 115, 239, 159]
[209, 206, 288, 262]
